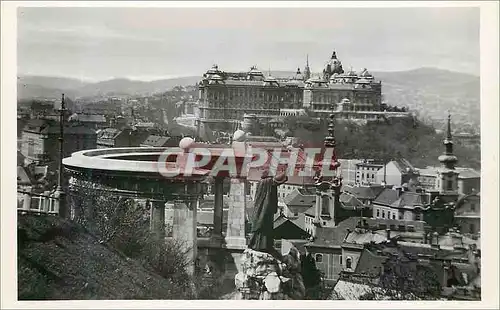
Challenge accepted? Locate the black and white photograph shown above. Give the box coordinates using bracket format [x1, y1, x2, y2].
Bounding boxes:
[1, 1, 498, 308]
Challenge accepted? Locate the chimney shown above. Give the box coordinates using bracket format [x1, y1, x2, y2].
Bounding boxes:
[394, 186, 403, 197]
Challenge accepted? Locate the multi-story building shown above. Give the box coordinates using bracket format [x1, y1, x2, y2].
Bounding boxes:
[20, 119, 97, 167]
[375, 159, 420, 187]
[454, 192, 480, 235]
[355, 160, 384, 185]
[197, 65, 304, 131]
[197, 50, 410, 132]
[417, 167, 480, 196]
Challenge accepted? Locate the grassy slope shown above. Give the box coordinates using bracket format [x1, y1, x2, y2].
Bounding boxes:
[17, 214, 180, 300]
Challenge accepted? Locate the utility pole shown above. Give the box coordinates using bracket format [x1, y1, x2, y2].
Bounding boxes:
[55, 93, 67, 218]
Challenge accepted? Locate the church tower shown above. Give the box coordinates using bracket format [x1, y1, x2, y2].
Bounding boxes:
[436, 114, 459, 201]
[303, 54, 311, 81]
[313, 113, 342, 233]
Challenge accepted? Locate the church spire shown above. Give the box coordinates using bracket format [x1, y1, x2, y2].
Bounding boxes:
[324, 113, 336, 148]
[304, 54, 311, 80]
[438, 113, 458, 170]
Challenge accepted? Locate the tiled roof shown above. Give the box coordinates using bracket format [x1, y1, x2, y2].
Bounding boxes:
[135, 122, 156, 128]
[390, 191, 430, 209]
[23, 119, 96, 135]
[291, 212, 307, 231]
[140, 135, 171, 147]
[340, 193, 366, 208]
[372, 188, 400, 206]
[343, 230, 388, 245]
[17, 166, 34, 185]
[418, 166, 480, 179]
[305, 217, 362, 249]
[97, 128, 121, 140]
[457, 169, 480, 179]
[77, 114, 107, 123]
[17, 151, 25, 165]
[391, 158, 416, 174]
[343, 184, 385, 200]
[354, 248, 388, 275]
[304, 205, 316, 217]
[284, 189, 316, 207]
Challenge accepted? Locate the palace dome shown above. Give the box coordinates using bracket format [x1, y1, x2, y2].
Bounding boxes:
[359, 68, 373, 78]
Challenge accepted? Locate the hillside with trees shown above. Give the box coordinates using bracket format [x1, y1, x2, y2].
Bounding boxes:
[288, 116, 480, 170]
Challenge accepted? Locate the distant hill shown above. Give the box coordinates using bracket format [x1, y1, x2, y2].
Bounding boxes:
[372, 68, 480, 131]
[17, 67, 480, 131]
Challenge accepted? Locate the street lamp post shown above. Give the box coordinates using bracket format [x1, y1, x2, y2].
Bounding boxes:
[55, 93, 67, 218]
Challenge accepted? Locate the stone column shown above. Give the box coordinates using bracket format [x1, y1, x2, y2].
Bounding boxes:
[43, 191, 50, 213]
[150, 200, 166, 241]
[22, 188, 32, 212]
[53, 189, 66, 217]
[225, 178, 247, 249]
[173, 201, 196, 275]
[38, 195, 44, 212]
[212, 177, 224, 245]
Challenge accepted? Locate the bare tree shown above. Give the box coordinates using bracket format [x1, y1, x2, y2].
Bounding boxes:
[67, 179, 195, 298]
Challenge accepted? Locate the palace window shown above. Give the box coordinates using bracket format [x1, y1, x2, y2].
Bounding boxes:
[315, 254, 323, 263]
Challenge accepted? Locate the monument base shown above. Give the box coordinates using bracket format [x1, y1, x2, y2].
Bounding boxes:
[233, 248, 305, 300]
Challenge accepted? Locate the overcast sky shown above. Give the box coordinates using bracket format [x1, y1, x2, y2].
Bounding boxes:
[17, 7, 479, 81]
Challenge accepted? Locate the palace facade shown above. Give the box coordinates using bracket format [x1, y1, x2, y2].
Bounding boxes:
[197, 50, 409, 131]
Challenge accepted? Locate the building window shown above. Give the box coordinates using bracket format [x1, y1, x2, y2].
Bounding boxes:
[346, 257, 352, 269]
[382, 211, 386, 219]
[315, 254, 323, 263]
[339, 255, 342, 265]
[376, 209, 380, 217]
[392, 214, 396, 220]
[415, 213, 422, 221]
[470, 204, 476, 212]
[447, 180, 453, 191]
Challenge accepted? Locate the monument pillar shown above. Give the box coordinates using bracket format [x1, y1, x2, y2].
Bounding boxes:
[225, 177, 247, 249]
[212, 176, 224, 245]
[172, 200, 196, 275]
[150, 200, 166, 241]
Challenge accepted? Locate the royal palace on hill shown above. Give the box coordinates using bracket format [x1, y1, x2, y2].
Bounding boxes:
[196, 50, 410, 131]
